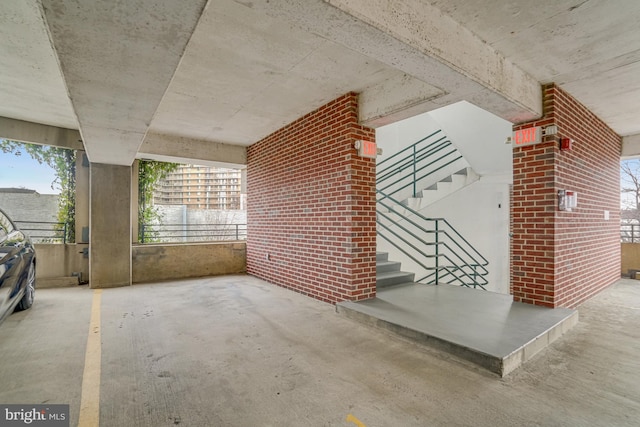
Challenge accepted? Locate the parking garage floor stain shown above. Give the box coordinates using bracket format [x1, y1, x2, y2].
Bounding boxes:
[0, 275, 639, 426]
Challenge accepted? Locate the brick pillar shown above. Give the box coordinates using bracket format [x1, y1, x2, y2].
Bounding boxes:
[511, 84, 621, 308]
[246, 93, 376, 303]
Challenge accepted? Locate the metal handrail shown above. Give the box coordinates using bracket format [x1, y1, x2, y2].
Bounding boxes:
[14, 221, 68, 244]
[377, 129, 443, 169]
[377, 137, 449, 184]
[377, 130, 463, 198]
[376, 129, 488, 288]
[377, 190, 488, 289]
[378, 192, 488, 265]
[140, 223, 247, 243]
[377, 225, 488, 289]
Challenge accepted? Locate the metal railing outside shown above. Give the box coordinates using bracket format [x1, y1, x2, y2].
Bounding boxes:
[621, 223, 640, 242]
[377, 129, 463, 199]
[140, 223, 247, 243]
[14, 221, 68, 244]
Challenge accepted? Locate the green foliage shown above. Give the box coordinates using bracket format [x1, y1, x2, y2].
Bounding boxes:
[1, 140, 178, 243]
[138, 160, 179, 242]
[1, 140, 76, 242]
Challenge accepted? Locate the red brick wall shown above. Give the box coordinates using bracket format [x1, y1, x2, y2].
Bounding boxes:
[246, 93, 377, 304]
[512, 84, 621, 308]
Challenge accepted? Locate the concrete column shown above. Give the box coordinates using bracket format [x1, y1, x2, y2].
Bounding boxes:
[240, 168, 247, 210]
[89, 163, 131, 288]
[131, 160, 139, 243]
[75, 151, 90, 243]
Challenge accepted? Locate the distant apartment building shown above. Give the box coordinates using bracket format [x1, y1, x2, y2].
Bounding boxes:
[154, 165, 244, 210]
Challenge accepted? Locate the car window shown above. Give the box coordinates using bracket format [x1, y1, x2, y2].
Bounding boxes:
[0, 210, 15, 240]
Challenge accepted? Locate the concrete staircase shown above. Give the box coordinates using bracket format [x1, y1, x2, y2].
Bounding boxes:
[376, 251, 415, 288]
[404, 167, 479, 211]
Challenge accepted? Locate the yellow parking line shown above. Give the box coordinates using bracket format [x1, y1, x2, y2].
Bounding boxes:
[78, 289, 102, 427]
[346, 413, 367, 427]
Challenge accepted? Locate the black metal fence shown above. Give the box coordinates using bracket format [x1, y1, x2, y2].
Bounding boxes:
[19, 220, 637, 245]
[621, 223, 640, 243]
[13, 220, 247, 245]
[140, 223, 247, 243]
[15, 221, 68, 244]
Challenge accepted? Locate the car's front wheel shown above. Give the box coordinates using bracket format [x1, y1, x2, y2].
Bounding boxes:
[17, 262, 35, 311]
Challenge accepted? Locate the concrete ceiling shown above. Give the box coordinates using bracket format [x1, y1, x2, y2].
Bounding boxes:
[428, 0, 640, 137]
[0, 0, 639, 166]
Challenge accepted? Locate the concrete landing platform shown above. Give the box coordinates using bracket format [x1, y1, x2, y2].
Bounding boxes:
[336, 283, 578, 376]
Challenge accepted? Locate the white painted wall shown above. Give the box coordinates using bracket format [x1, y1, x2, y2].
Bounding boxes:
[376, 112, 442, 158]
[376, 101, 512, 294]
[376, 109, 470, 202]
[428, 101, 513, 177]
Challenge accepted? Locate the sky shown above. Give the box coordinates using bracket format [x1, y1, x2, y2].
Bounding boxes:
[0, 149, 60, 194]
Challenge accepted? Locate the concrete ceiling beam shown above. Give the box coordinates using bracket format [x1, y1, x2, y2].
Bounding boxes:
[39, 0, 209, 166]
[621, 133, 640, 159]
[359, 74, 444, 127]
[243, 0, 542, 126]
[0, 1, 77, 130]
[0, 116, 83, 151]
[138, 132, 247, 168]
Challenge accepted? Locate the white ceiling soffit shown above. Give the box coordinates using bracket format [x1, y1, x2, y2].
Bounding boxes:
[0, 1, 77, 130]
[39, 0, 209, 165]
[427, 0, 640, 137]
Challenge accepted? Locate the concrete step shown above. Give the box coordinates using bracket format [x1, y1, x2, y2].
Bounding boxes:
[404, 167, 480, 210]
[376, 252, 389, 262]
[376, 270, 415, 289]
[375, 252, 415, 289]
[336, 283, 579, 377]
[377, 260, 402, 274]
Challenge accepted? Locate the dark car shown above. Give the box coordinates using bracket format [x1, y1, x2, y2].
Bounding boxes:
[0, 208, 36, 325]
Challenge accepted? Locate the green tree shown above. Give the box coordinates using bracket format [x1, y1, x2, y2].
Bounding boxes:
[138, 160, 179, 242]
[2, 140, 178, 243]
[1, 140, 76, 242]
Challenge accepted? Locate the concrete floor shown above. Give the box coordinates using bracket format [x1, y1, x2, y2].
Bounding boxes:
[0, 275, 639, 426]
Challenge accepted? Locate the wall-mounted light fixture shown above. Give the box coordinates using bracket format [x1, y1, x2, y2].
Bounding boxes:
[544, 125, 558, 136]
